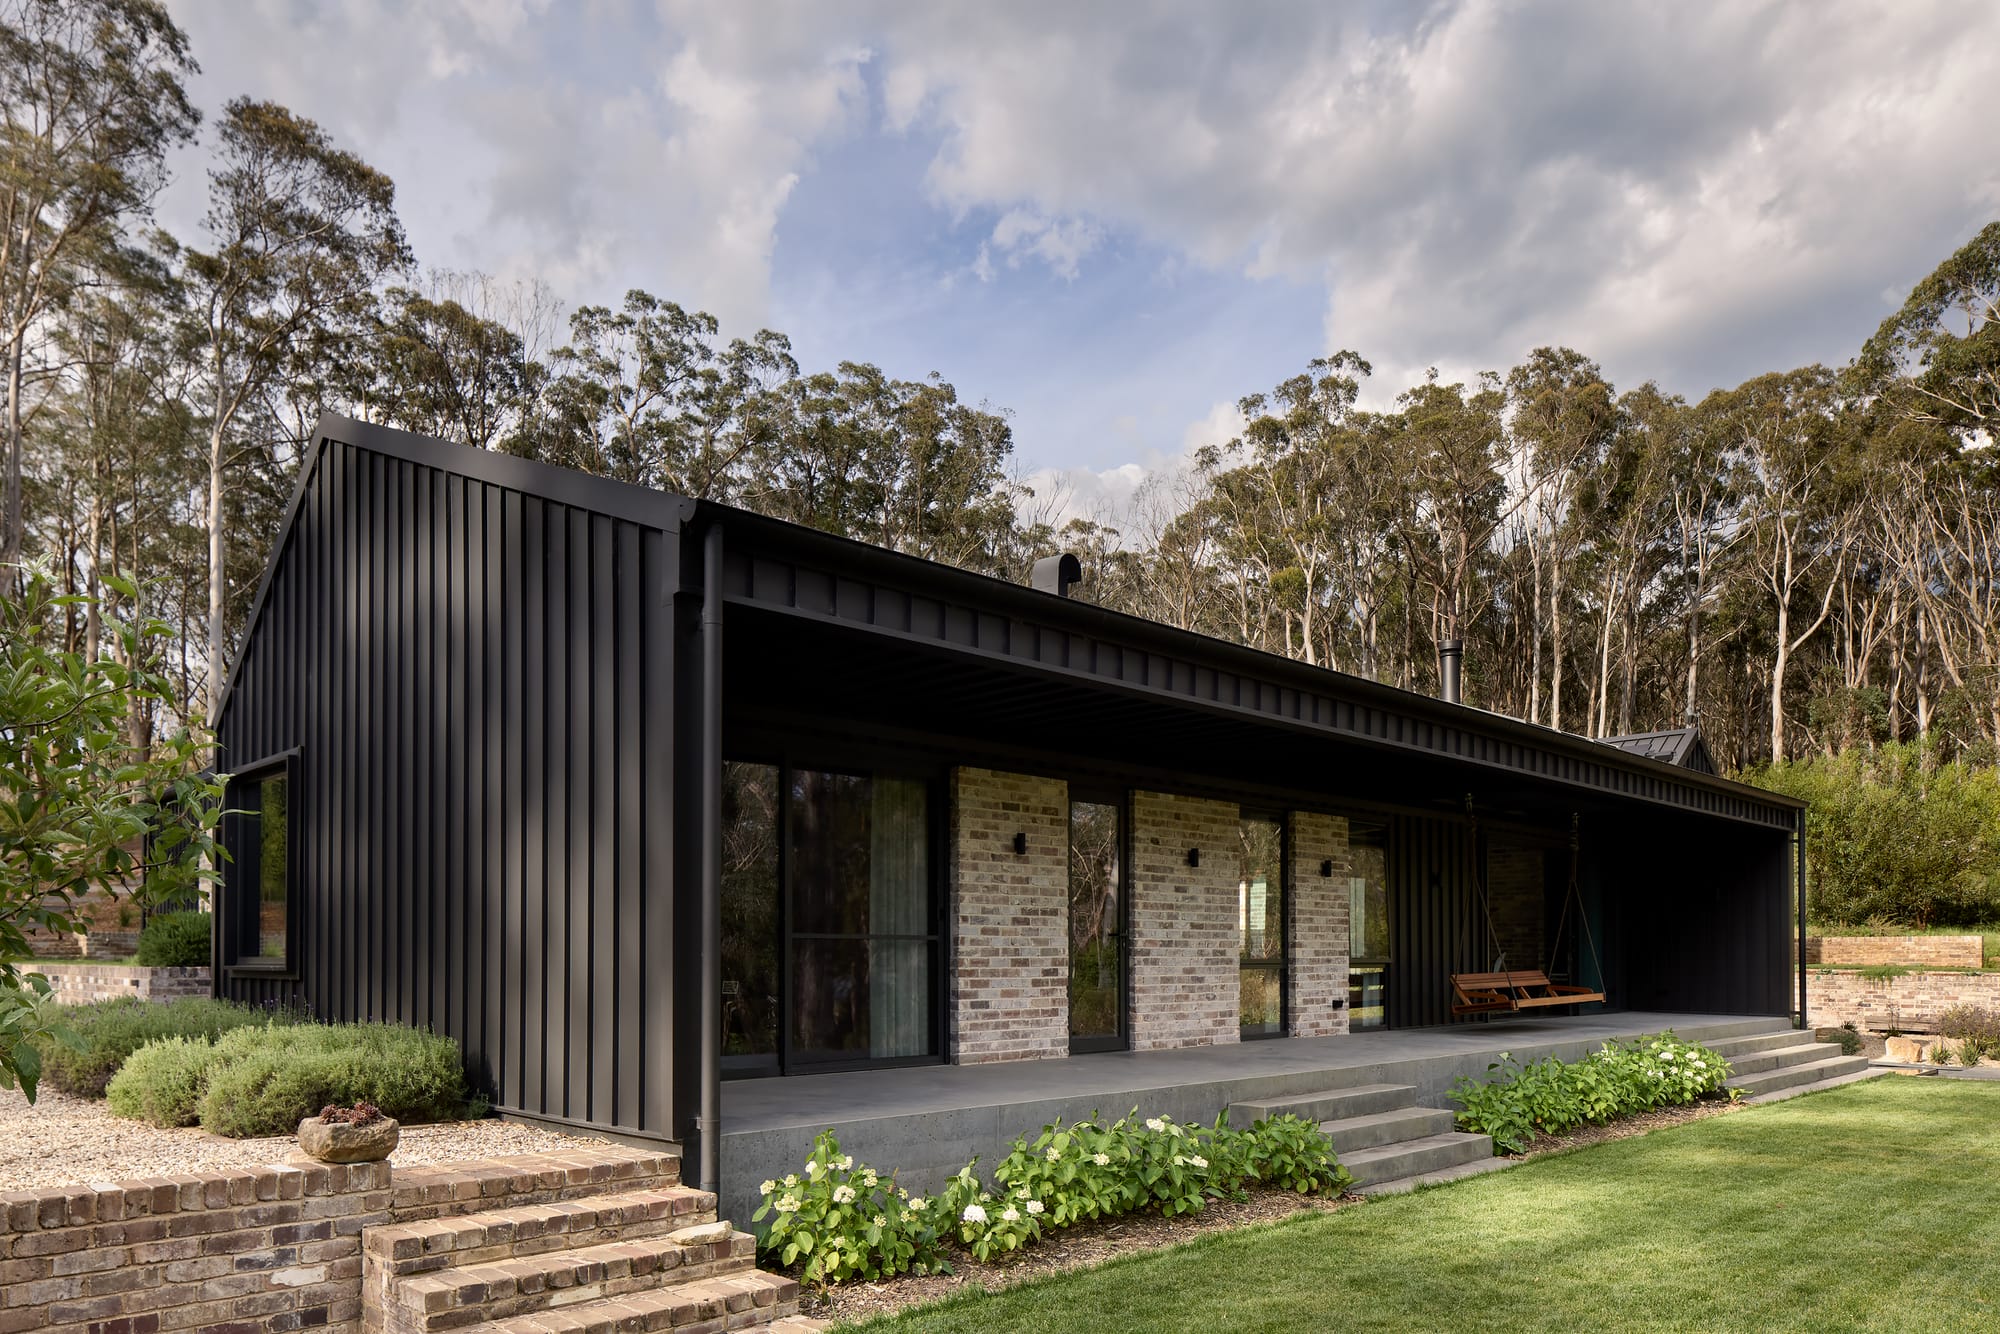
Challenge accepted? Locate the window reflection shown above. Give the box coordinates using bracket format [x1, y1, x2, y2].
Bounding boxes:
[1239, 815, 1285, 1038]
[1069, 800, 1124, 1049]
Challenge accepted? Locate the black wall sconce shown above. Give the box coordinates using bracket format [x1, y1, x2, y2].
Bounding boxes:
[1320, 859, 1334, 878]
[1186, 847, 1200, 868]
[1012, 832, 1028, 855]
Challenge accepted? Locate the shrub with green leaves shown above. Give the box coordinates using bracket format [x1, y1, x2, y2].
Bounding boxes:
[1938, 1005, 2000, 1062]
[106, 1035, 214, 1126]
[101, 1018, 474, 1137]
[755, 1111, 1349, 1287]
[32, 996, 272, 1098]
[135, 911, 212, 967]
[1449, 1034, 1733, 1154]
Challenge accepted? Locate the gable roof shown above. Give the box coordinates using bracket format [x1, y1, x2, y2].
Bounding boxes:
[1599, 726, 1718, 775]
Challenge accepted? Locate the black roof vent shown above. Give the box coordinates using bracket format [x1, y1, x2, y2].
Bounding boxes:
[1031, 553, 1083, 598]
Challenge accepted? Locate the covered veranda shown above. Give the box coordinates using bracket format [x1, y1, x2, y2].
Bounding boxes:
[716, 1011, 1782, 1224]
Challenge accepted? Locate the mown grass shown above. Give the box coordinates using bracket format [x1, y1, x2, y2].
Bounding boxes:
[857, 1079, 2000, 1334]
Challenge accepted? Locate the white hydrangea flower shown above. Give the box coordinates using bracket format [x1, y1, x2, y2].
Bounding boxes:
[1026, 1200, 1044, 1215]
[832, 1185, 856, 1204]
[1145, 1117, 1166, 1132]
[1092, 1153, 1111, 1166]
[872, 1214, 887, 1228]
[962, 1203, 987, 1223]
[776, 1195, 801, 1213]
[759, 1179, 776, 1195]
[907, 1196, 928, 1211]
[1001, 1207, 1021, 1222]
[835, 1154, 855, 1170]
[783, 1174, 799, 1188]
[1660, 1051, 1676, 1062]
[861, 1168, 879, 1187]
[1046, 1147, 1062, 1162]
[1189, 1155, 1209, 1170]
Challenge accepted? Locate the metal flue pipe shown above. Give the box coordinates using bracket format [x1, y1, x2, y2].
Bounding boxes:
[1439, 639, 1464, 705]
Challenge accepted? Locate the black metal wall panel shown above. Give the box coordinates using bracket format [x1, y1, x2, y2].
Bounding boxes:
[214, 429, 684, 1141]
[1387, 815, 1489, 1029]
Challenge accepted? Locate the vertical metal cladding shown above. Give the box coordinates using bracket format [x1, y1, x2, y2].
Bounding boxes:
[213, 431, 682, 1140]
[1387, 814, 1488, 1030]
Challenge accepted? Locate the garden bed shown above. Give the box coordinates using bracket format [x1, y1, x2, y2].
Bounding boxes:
[0, 1083, 597, 1191]
[800, 1098, 1745, 1327]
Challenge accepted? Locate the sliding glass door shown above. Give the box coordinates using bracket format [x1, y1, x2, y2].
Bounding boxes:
[720, 760, 939, 1075]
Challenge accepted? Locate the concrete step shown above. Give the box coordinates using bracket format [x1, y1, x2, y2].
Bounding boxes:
[385, 1224, 755, 1333]
[1724, 1041, 1846, 1076]
[1726, 1054, 1875, 1097]
[1746, 1066, 1894, 1105]
[1705, 1029, 1812, 1059]
[1318, 1106, 1458, 1155]
[365, 1188, 718, 1276]
[472, 1270, 802, 1334]
[1230, 1083, 1416, 1126]
[1355, 1154, 1521, 1197]
[1340, 1131, 1495, 1186]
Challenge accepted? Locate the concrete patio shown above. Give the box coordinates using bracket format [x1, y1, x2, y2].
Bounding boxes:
[718, 1010, 1789, 1224]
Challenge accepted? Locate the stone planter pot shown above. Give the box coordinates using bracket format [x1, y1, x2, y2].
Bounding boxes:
[297, 1114, 400, 1163]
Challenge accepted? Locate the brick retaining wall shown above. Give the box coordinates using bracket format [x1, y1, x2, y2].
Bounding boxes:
[1807, 969, 2000, 1032]
[0, 1147, 682, 1334]
[1804, 935, 1983, 968]
[31, 963, 212, 1006]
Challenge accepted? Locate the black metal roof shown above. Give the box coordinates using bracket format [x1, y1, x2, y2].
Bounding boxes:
[219, 414, 1801, 829]
[1600, 727, 1718, 775]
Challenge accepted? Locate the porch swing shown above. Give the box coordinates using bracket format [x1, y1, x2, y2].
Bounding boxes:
[1449, 800, 1607, 1017]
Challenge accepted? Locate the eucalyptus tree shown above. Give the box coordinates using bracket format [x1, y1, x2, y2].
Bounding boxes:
[0, 0, 197, 587]
[1506, 347, 1619, 729]
[374, 285, 532, 450]
[1861, 220, 2000, 440]
[181, 97, 408, 716]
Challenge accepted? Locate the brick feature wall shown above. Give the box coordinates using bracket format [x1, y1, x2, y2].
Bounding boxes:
[1287, 812, 1350, 1038]
[950, 767, 1071, 1063]
[1804, 936, 1983, 969]
[34, 963, 211, 1006]
[1808, 970, 2000, 1032]
[1129, 791, 1242, 1051]
[0, 1159, 390, 1334]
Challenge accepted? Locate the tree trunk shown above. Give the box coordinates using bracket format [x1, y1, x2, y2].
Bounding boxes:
[1771, 593, 1790, 762]
[1549, 559, 1565, 732]
[207, 409, 228, 722]
[2, 333, 23, 591]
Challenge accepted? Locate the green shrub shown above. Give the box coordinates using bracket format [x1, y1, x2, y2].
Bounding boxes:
[1833, 1024, 1864, 1057]
[1747, 745, 2000, 927]
[106, 1036, 214, 1126]
[1938, 1005, 2000, 1063]
[1448, 1034, 1733, 1154]
[1860, 964, 1912, 982]
[135, 912, 212, 967]
[192, 1022, 470, 1137]
[32, 997, 271, 1098]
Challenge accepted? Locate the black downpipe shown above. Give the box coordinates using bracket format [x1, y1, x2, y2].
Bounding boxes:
[1795, 808, 1808, 1030]
[699, 522, 724, 1189]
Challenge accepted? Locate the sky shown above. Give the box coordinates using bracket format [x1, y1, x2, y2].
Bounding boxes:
[155, 0, 2000, 523]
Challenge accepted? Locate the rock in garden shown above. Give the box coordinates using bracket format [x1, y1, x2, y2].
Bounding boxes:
[1883, 1035, 1927, 1064]
[297, 1114, 401, 1162]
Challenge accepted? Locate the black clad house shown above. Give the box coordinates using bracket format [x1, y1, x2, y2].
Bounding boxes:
[211, 415, 1805, 1190]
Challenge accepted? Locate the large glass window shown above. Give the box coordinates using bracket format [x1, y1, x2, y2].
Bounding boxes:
[1239, 815, 1286, 1038]
[1068, 799, 1125, 1052]
[720, 760, 938, 1075]
[227, 758, 295, 968]
[1348, 820, 1389, 1029]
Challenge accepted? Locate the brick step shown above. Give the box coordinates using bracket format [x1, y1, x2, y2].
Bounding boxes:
[1339, 1131, 1494, 1186]
[1723, 1041, 1845, 1076]
[1229, 1083, 1418, 1126]
[384, 1224, 755, 1333]
[1726, 1054, 1875, 1097]
[390, 1149, 685, 1223]
[472, 1270, 803, 1334]
[1704, 1029, 1812, 1059]
[366, 1187, 718, 1276]
[1317, 1106, 1458, 1155]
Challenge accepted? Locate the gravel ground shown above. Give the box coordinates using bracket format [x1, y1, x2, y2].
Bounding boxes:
[0, 1087, 600, 1192]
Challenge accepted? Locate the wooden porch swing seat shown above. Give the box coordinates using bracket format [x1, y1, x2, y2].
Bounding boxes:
[1450, 969, 1603, 1016]
[1448, 803, 1608, 1017]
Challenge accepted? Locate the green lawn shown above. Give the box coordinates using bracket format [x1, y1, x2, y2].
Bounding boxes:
[857, 1079, 2000, 1333]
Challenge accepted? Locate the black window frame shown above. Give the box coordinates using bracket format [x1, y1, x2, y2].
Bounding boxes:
[1065, 786, 1131, 1055]
[720, 749, 948, 1079]
[1343, 815, 1391, 1030]
[221, 749, 301, 976]
[1237, 807, 1289, 1040]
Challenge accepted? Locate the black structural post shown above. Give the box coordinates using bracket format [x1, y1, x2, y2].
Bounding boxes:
[1795, 807, 1808, 1030]
[698, 522, 724, 1190]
